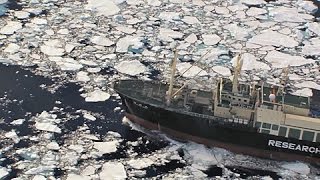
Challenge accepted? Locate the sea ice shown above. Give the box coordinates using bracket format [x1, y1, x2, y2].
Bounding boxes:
[185, 33, 197, 44]
[81, 166, 96, 176]
[93, 140, 119, 154]
[83, 113, 96, 121]
[159, 28, 184, 41]
[291, 88, 313, 97]
[158, 12, 181, 21]
[211, 66, 231, 77]
[306, 22, 320, 36]
[85, 0, 120, 16]
[40, 40, 65, 56]
[57, 28, 69, 35]
[0, 167, 9, 180]
[182, 16, 200, 24]
[264, 50, 314, 68]
[116, 36, 143, 53]
[295, 81, 320, 90]
[4, 43, 20, 54]
[0, 21, 22, 35]
[302, 44, 320, 56]
[115, 60, 148, 76]
[202, 34, 221, 46]
[25, 165, 56, 175]
[4, 130, 19, 143]
[10, 118, 25, 125]
[53, 58, 83, 71]
[224, 24, 251, 40]
[68, 145, 84, 154]
[297, 0, 318, 14]
[114, 25, 136, 34]
[248, 30, 298, 48]
[76, 71, 90, 82]
[14, 11, 30, 19]
[231, 53, 270, 70]
[35, 122, 62, 133]
[31, 18, 48, 25]
[147, 0, 161, 6]
[246, 7, 267, 16]
[269, 7, 313, 23]
[91, 36, 114, 46]
[281, 162, 310, 175]
[240, 0, 265, 6]
[85, 89, 111, 102]
[47, 141, 60, 150]
[127, 158, 154, 169]
[100, 162, 127, 180]
[32, 175, 46, 180]
[176, 62, 208, 78]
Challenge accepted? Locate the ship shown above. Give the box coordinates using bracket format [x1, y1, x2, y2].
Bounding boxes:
[113, 51, 320, 164]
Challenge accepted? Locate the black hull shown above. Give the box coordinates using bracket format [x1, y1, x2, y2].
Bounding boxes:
[118, 94, 320, 164]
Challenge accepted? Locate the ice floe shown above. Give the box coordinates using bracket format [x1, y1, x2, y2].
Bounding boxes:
[202, 34, 221, 46]
[85, 89, 111, 102]
[85, 0, 120, 16]
[281, 162, 310, 175]
[66, 174, 90, 180]
[116, 36, 143, 53]
[295, 81, 320, 90]
[91, 36, 114, 47]
[232, 53, 270, 70]
[248, 30, 298, 48]
[41, 40, 65, 56]
[0, 21, 22, 35]
[159, 28, 184, 42]
[93, 140, 119, 154]
[176, 62, 208, 78]
[0, 167, 9, 180]
[115, 60, 148, 76]
[34, 111, 61, 133]
[100, 162, 127, 180]
[264, 50, 314, 68]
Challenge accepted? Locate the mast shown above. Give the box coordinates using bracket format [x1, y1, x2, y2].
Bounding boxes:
[166, 49, 178, 106]
[232, 54, 243, 94]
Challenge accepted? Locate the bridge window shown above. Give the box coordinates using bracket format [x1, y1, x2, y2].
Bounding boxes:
[302, 131, 314, 142]
[316, 133, 320, 143]
[272, 124, 279, 131]
[288, 128, 301, 139]
[278, 126, 287, 137]
[255, 122, 261, 128]
[262, 123, 271, 129]
[261, 129, 270, 134]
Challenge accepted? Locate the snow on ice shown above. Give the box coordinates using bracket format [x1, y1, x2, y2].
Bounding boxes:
[93, 141, 119, 154]
[100, 162, 127, 180]
[85, 0, 120, 16]
[281, 162, 310, 175]
[248, 30, 299, 48]
[264, 50, 314, 68]
[85, 89, 111, 102]
[0, 21, 22, 35]
[115, 60, 148, 76]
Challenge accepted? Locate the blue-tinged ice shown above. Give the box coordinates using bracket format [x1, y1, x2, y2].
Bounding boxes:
[0, 0, 8, 16]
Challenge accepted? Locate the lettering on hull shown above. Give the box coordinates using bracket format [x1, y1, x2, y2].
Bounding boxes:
[268, 140, 320, 154]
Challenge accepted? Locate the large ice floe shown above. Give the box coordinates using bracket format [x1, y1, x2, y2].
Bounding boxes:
[0, 0, 320, 179]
